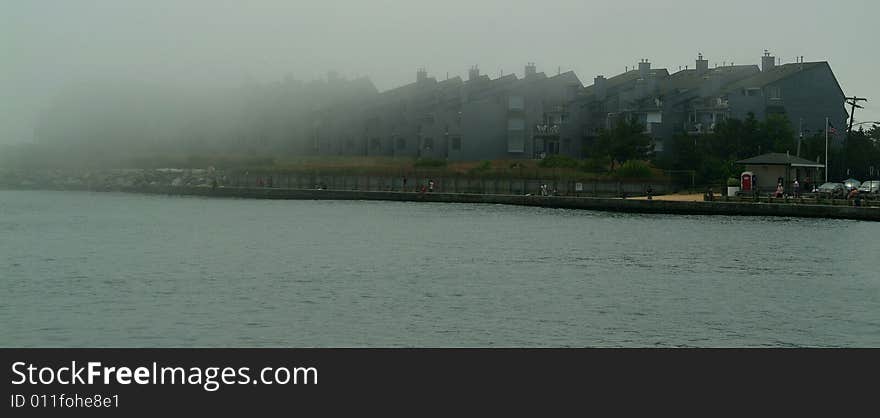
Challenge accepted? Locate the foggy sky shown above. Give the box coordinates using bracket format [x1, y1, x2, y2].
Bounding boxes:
[2, 0, 878, 144]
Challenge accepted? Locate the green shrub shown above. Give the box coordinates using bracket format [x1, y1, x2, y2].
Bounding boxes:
[466, 160, 492, 176]
[614, 160, 653, 179]
[581, 157, 610, 173]
[413, 158, 446, 168]
[538, 155, 580, 169]
[727, 177, 740, 187]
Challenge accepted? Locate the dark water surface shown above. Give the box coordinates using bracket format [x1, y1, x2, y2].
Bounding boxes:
[2, 190, 878, 347]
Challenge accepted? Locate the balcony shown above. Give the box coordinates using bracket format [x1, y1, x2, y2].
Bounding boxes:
[684, 122, 716, 135]
[766, 97, 785, 114]
[692, 97, 729, 111]
[534, 124, 561, 137]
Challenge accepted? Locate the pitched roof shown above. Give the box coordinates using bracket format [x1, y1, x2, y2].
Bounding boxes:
[736, 152, 825, 167]
[722, 62, 829, 93]
[512, 70, 582, 91]
[438, 76, 463, 86]
[582, 70, 633, 94]
[662, 65, 759, 94]
[580, 68, 669, 100]
[548, 70, 582, 86]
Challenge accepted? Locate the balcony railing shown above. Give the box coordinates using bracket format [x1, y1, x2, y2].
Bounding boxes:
[534, 124, 561, 136]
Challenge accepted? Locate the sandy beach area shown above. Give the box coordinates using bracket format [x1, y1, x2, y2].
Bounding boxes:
[631, 193, 705, 202]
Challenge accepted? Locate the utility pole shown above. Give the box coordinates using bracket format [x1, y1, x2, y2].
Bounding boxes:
[843, 96, 868, 177]
[846, 96, 868, 134]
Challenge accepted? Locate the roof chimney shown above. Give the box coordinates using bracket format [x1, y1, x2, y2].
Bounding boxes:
[696, 53, 709, 77]
[594, 75, 607, 100]
[762, 50, 776, 72]
[638, 59, 651, 80]
[416, 67, 428, 83]
[468, 65, 480, 81]
[525, 62, 537, 78]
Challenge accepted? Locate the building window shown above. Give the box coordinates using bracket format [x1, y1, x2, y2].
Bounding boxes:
[508, 96, 524, 111]
[396, 137, 406, 149]
[508, 131, 525, 153]
[508, 118, 525, 131]
[423, 137, 434, 150]
[451, 135, 461, 151]
[768, 86, 782, 99]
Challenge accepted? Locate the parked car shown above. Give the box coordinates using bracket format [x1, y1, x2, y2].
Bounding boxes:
[858, 180, 880, 194]
[843, 178, 861, 191]
[817, 182, 846, 198]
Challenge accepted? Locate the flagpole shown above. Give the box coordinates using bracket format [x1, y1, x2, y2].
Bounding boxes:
[797, 118, 802, 157]
[825, 117, 829, 183]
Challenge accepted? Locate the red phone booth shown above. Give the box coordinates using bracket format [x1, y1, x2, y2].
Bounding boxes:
[741, 172, 754, 192]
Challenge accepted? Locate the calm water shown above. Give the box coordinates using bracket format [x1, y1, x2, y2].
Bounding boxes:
[1, 190, 878, 347]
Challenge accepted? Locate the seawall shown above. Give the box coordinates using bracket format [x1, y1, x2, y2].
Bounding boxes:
[117, 186, 880, 221]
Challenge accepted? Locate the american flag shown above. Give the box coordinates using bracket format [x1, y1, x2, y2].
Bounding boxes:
[827, 121, 837, 135]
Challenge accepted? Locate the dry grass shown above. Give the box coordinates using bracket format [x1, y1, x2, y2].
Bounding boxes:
[80, 153, 667, 182]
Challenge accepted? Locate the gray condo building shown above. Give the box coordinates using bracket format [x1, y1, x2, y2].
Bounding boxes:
[307, 64, 583, 161]
[306, 51, 848, 161]
[574, 52, 848, 154]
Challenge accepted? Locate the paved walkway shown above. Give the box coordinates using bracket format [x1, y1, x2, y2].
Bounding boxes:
[631, 193, 704, 202]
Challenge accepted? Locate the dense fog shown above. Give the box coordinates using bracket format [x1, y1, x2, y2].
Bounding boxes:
[1, 0, 877, 167]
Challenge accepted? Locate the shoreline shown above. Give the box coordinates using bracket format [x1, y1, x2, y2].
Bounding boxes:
[5, 185, 879, 221]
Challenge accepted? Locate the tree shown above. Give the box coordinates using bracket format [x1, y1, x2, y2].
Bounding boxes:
[869, 124, 880, 142]
[799, 133, 832, 167]
[709, 113, 764, 161]
[656, 112, 791, 186]
[595, 117, 653, 171]
[737, 112, 764, 158]
[842, 128, 880, 179]
[760, 114, 796, 153]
